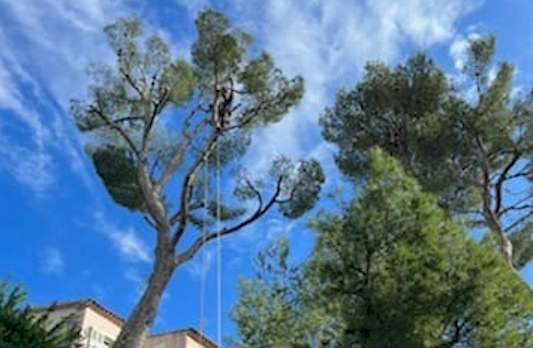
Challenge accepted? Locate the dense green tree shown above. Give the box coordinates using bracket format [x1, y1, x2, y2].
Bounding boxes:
[231, 239, 308, 348]
[72, 9, 324, 348]
[233, 149, 533, 348]
[320, 36, 533, 269]
[0, 282, 80, 348]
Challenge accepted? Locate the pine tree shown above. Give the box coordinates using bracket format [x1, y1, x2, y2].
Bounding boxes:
[233, 149, 533, 347]
[0, 282, 80, 348]
[72, 9, 324, 348]
[320, 36, 533, 269]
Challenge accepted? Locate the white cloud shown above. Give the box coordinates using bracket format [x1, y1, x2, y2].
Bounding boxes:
[94, 211, 152, 263]
[450, 35, 470, 72]
[0, 134, 55, 195]
[235, 0, 483, 175]
[41, 247, 64, 275]
[0, 0, 130, 196]
[449, 32, 483, 74]
[0, 0, 483, 198]
[110, 229, 152, 263]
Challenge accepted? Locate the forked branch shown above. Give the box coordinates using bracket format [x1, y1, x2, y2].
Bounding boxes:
[174, 176, 284, 266]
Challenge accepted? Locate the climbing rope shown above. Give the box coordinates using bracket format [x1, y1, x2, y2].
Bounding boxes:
[198, 156, 209, 335]
[215, 138, 223, 347]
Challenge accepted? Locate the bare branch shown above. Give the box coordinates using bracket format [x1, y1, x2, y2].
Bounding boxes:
[504, 210, 533, 232]
[243, 176, 263, 209]
[88, 105, 140, 158]
[119, 66, 144, 99]
[83, 116, 144, 131]
[155, 119, 209, 191]
[144, 215, 156, 229]
[494, 150, 521, 214]
[169, 202, 205, 226]
[141, 89, 170, 158]
[174, 176, 284, 266]
[171, 132, 221, 246]
[498, 194, 533, 217]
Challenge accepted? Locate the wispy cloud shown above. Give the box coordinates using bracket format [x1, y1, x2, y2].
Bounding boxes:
[0, 135, 55, 196]
[228, 0, 484, 174]
[40, 247, 64, 275]
[110, 229, 152, 263]
[94, 211, 152, 263]
[0, 0, 130, 196]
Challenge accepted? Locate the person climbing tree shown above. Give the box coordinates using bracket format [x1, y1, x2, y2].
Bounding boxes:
[71, 9, 324, 348]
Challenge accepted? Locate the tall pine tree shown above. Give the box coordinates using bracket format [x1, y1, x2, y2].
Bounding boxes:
[320, 36, 533, 269]
[233, 149, 533, 347]
[72, 10, 324, 348]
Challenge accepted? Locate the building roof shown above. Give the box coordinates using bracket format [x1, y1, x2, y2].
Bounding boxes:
[34, 299, 217, 347]
[32, 298, 125, 327]
[148, 328, 218, 348]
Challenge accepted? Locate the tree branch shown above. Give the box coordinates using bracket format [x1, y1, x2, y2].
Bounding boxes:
[498, 194, 533, 217]
[88, 105, 140, 158]
[119, 66, 144, 99]
[155, 118, 209, 191]
[174, 176, 284, 266]
[494, 150, 521, 214]
[171, 132, 220, 246]
[169, 202, 205, 226]
[504, 210, 533, 232]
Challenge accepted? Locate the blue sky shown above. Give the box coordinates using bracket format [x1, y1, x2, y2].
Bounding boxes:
[0, 0, 532, 342]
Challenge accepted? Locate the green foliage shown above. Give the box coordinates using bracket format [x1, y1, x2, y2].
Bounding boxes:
[509, 224, 533, 269]
[464, 35, 495, 83]
[278, 159, 325, 219]
[0, 282, 80, 348]
[90, 145, 144, 211]
[238, 53, 305, 127]
[162, 59, 196, 105]
[73, 9, 310, 215]
[320, 53, 470, 211]
[231, 239, 309, 348]
[320, 36, 532, 267]
[206, 201, 247, 221]
[233, 150, 533, 347]
[266, 156, 325, 218]
[192, 9, 251, 85]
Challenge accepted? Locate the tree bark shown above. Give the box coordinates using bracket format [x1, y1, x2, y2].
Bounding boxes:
[485, 210, 514, 268]
[113, 243, 176, 348]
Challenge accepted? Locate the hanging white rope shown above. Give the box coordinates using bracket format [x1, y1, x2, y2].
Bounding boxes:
[199, 157, 209, 335]
[216, 138, 223, 347]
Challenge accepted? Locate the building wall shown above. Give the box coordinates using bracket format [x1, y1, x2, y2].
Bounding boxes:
[143, 332, 187, 348]
[185, 335, 209, 348]
[80, 307, 122, 348]
[36, 301, 214, 348]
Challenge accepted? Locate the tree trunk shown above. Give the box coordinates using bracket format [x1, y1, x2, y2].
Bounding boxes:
[485, 210, 514, 269]
[499, 231, 513, 268]
[113, 244, 176, 348]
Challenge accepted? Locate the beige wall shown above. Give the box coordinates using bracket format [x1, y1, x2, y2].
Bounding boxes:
[184, 335, 209, 348]
[143, 332, 187, 348]
[37, 302, 213, 348]
[80, 307, 122, 348]
[143, 331, 214, 348]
